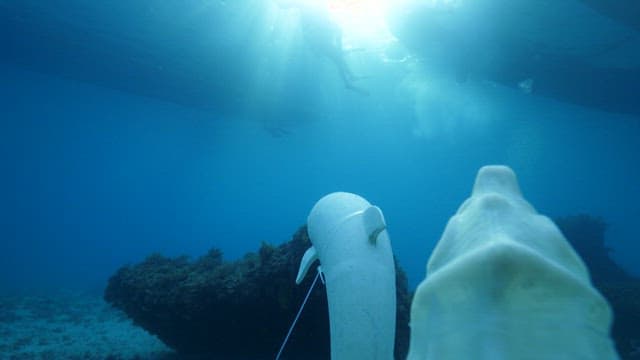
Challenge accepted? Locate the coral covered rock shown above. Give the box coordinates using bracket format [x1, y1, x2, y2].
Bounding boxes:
[555, 214, 633, 285]
[104, 226, 411, 359]
[555, 214, 640, 359]
[599, 281, 640, 359]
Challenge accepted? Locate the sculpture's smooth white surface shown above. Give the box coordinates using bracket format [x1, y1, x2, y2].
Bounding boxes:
[297, 192, 396, 360]
[407, 165, 619, 360]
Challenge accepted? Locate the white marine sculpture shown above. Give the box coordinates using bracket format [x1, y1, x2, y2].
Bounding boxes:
[296, 165, 618, 359]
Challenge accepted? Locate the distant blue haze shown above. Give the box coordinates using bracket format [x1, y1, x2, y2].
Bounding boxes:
[1, 1, 639, 295]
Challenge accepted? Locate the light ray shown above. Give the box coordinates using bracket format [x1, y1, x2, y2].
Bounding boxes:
[326, 0, 397, 47]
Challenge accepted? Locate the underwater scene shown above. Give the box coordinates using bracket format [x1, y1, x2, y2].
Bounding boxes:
[1, 0, 640, 359]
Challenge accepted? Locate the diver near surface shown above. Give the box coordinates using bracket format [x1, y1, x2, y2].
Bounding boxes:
[277, 0, 369, 95]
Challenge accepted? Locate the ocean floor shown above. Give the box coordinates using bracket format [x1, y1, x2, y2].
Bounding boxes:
[0, 291, 174, 360]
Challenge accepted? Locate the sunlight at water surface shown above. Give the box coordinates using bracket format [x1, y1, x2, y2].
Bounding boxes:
[327, 0, 397, 47]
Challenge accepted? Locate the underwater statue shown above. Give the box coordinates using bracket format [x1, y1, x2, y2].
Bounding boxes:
[297, 165, 619, 359]
[296, 192, 396, 359]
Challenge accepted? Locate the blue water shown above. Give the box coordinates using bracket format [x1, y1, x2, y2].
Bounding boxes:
[1, 0, 639, 294]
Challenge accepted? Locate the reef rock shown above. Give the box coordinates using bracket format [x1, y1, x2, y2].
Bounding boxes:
[104, 226, 411, 359]
[556, 214, 640, 359]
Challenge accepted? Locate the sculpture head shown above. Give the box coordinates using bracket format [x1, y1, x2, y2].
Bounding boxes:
[296, 167, 619, 360]
[408, 165, 618, 360]
[296, 192, 396, 360]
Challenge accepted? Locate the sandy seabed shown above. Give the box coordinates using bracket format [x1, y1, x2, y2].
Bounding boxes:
[0, 291, 174, 360]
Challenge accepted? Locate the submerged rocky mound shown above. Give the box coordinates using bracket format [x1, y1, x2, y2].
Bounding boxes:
[556, 215, 640, 360]
[105, 226, 411, 360]
[105, 215, 637, 359]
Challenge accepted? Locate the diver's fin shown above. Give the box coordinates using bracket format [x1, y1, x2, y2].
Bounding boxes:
[518, 78, 534, 94]
[346, 84, 370, 96]
[296, 246, 319, 284]
[351, 74, 372, 81]
[344, 47, 367, 54]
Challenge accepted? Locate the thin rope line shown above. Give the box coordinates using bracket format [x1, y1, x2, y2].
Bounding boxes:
[275, 269, 322, 360]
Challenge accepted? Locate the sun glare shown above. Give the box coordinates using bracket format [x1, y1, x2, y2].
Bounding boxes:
[326, 0, 396, 47]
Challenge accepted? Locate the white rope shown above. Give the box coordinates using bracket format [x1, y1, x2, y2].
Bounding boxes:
[275, 267, 323, 360]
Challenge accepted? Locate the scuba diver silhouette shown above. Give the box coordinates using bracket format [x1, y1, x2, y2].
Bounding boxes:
[277, 0, 369, 95]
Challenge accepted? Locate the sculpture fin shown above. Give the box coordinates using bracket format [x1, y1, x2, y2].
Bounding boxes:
[295, 246, 318, 284]
[362, 205, 386, 245]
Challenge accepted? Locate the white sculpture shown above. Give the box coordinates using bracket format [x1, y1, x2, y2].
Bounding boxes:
[408, 165, 619, 359]
[296, 192, 396, 360]
[297, 166, 619, 359]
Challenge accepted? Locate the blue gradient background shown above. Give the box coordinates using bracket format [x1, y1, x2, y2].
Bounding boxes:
[1, 1, 639, 294]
